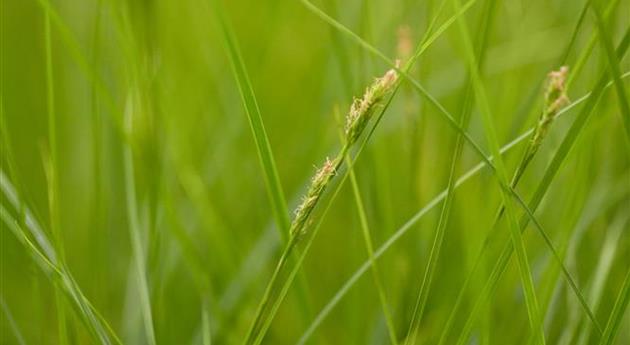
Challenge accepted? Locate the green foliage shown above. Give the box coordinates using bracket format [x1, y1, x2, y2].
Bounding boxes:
[1, 0, 629, 344]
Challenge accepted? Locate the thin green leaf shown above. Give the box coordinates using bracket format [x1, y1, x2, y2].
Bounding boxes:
[590, 1, 630, 145]
[43, 11, 69, 344]
[452, 27, 630, 345]
[334, 107, 398, 345]
[123, 94, 157, 345]
[211, 0, 291, 239]
[297, 70, 630, 344]
[599, 268, 630, 345]
[404, 0, 497, 342]
[451, 1, 545, 343]
[0, 294, 27, 345]
[0, 195, 117, 344]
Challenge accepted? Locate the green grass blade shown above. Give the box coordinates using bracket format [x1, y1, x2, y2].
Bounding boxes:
[0, 294, 27, 345]
[404, 1, 497, 342]
[567, 0, 622, 88]
[334, 108, 398, 345]
[439, 3, 621, 340]
[297, 124, 529, 343]
[202, 297, 212, 345]
[0, 201, 115, 344]
[453, 27, 630, 345]
[590, 2, 630, 145]
[295, 1, 629, 340]
[575, 211, 628, 345]
[452, 1, 545, 343]
[296, 82, 619, 342]
[211, 0, 291, 239]
[43, 10, 69, 344]
[35, 0, 122, 132]
[244, 2, 476, 341]
[123, 96, 157, 345]
[598, 268, 630, 345]
[210, 3, 316, 339]
[247, 2, 482, 341]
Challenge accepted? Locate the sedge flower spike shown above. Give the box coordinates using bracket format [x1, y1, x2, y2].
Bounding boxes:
[345, 66, 399, 145]
[289, 67, 399, 239]
[290, 157, 337, 237]
[530, 66, 569, 153]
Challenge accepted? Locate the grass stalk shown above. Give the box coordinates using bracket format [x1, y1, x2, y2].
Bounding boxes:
[244, 64, 399, 345]
[292, 1, 620, 342]
[334, 107, 399, 344]
[44, 10, 69, 344]
[211, 0, 315, 331]
[451, 27, 630, 345]
[589, 0, 630, 146]
[211, 0, 291, 240]
[123, 95, 157, 345]
[598, 268, 630, 345]
[437, 2, 623, 338]
[0, 293, 26, 345]
[451, 1, 546, 344]
[297, 69, 630, 345]
[0, 187, 118, 344]
[403, 0, 497, 342]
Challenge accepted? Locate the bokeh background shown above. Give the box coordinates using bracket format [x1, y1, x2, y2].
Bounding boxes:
[1, 0, 629, 344]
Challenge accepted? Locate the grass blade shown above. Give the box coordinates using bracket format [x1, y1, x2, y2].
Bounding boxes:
[0, 294, 27, 345]
[451, 1, 545, 343]
[43, 10, 70, 344]
[404, 1, 497, 342]
[211, 0, 291, 239]
[452, 26, 630, 345]
[0, 190, 117, 344]
[590, 1, 630, 145]
[297, 68, 630, 345]
[334, 107, 398, 344]
[123, 95, 157, 345]
[598, 268, 630, 345]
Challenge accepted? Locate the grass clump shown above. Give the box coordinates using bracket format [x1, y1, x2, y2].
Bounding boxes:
[2, 0, 629, 344]
[244, 65, 399, 345]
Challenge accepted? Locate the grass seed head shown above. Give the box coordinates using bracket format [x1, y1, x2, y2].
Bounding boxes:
[543, 66, 569, 118]
[530, 66, 570, 152]
[291, 157, 337, 237]
[345, 66, 399, 145]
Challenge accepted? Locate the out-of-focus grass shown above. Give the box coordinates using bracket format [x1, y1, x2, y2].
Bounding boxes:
[1, 0, 629, 344]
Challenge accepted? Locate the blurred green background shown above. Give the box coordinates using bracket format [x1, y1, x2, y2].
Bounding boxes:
[1, 0, 629, 344]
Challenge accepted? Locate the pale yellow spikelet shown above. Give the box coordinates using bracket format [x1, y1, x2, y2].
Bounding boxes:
[345, 65, 400, 145]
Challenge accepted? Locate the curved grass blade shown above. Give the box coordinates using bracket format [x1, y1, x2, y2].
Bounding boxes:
[296, 72, 630, 344]
[575, 211, 628, 345]
[0, 294, 26, 345]
[211, 0, 291, 239]
[438, 4, 621, 341]
[0, 201, 117, 344]
[299, 0, 614, 341]
[43, 10, 70, 344]
[123, 95, 157, 345]
[452, 27, 630, 345]
[404, 1, 497, 342]
[246, 2, 482, 341]
[598, 268, 630, 345]
[334, 107, 398, 344]
[452, 1, 545, 342]
[208, 2, 317, 340]
[590, 1, 630, 145]
[567, 0, 622, 88]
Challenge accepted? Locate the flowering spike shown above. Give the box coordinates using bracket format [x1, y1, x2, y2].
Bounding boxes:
[345, 66, 399, 145]
[530, 66, 570, 152]
[290, 157, 337, 237]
